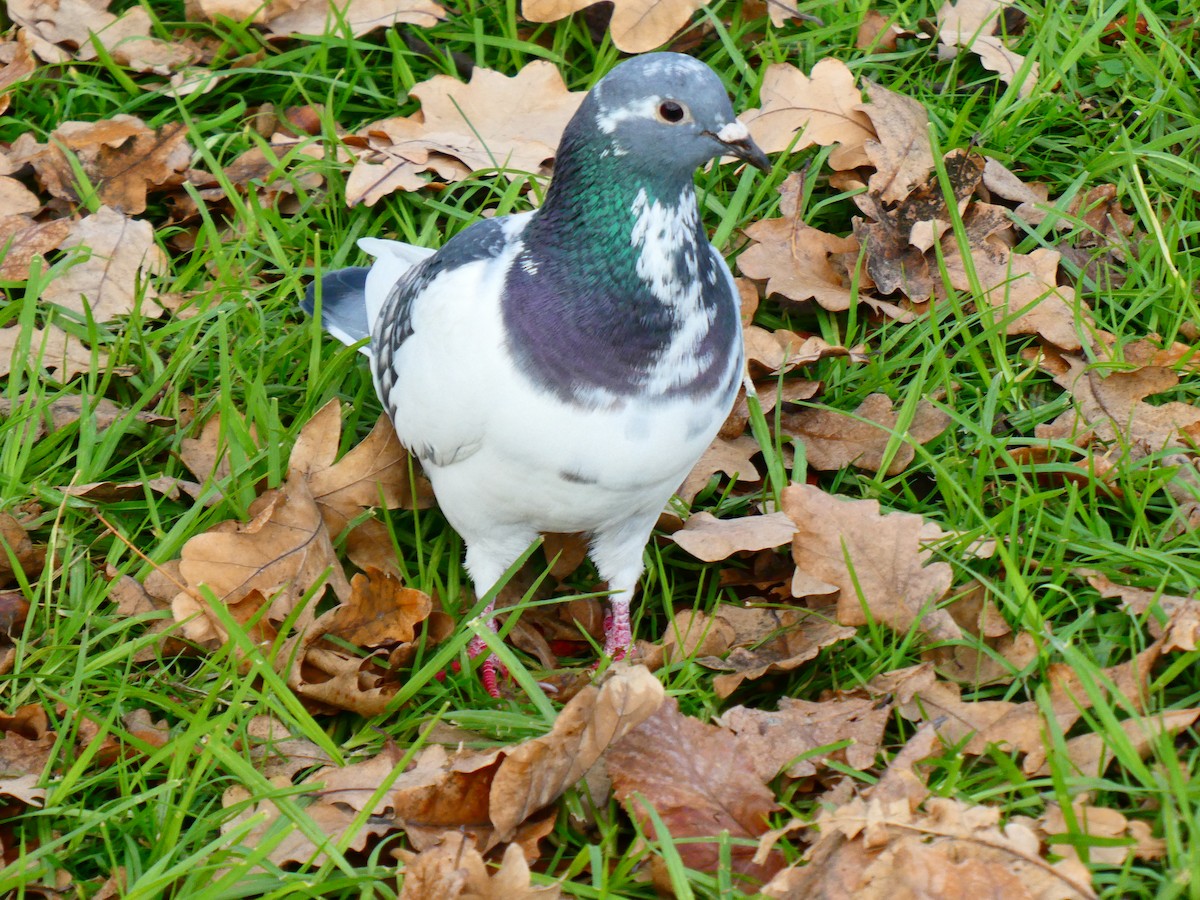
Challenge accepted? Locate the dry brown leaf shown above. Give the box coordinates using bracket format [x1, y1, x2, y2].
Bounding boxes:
[60, 477, 204, 504]
[673, 511, 797, 562]
[241, 715, 335, 779]
[0, 216, 72, 281]
[1085, 570, 1200, 652]
[700, 606, 855, 697]
[0, 393, 173, 440]
[780, 392, 950, 475]
[608, 697, 784, 885]
[173, 474, 350, 644]
[489, 664, 664, 840]
[783, 484, 956, 638]
[262, 0, 445, 37]
[936, 0, 1039, 98]
[856, 10, 911, 50]
[279, 567, 438, 716]
[0, 513, 44, 589]
[0, 323, 107, 379]
[290, 399, 434, 535]
[941, 202, 1089, 350]
[921, 581, 1037, 685]
[738, 59, 873, 166]
[347, 62, 585, 203]
[719, 693, 889, 779]
[9, 0, 193, 71]
[1035, 357, 1200, 453]
[1039, 800, 1165, 867]
[0, 32, 37, 115]
[398, 833, 561, 900]
[522, 0, 707, 53]
[40, 207, 167, 322]
[0, 703, 56, 782]
[858, 81, 935, 204]
[637, 607, 737, 670]
[12, 116, 191, 214]
[0, 178, 39, 217]
[677, 435, 762, 504]
[221, 770, 396, 870]
[1036, 708, 1200, 779]
[764, 796, 1095, 900]
[178, 410, 260, 484]
[854, 149, 984, 301]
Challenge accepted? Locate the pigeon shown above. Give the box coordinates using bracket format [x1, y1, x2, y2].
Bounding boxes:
[304, 52, 770, 696]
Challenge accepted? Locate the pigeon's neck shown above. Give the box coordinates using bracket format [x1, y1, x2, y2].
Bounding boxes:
[502, 141, 736, 406]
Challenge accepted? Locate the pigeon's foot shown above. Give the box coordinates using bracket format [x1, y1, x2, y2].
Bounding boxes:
[602, 599, 633, 662]
[466, 633, 507, 698]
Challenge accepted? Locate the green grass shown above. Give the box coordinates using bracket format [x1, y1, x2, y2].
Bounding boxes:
[2, 0, 1200, 897]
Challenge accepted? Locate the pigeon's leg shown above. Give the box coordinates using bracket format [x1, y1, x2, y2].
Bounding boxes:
[590, 524, 653, 661]
[462, 531, 537, 697]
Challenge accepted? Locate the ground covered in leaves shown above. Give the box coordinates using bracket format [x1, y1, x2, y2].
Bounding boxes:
[2, 1, 1199, 898]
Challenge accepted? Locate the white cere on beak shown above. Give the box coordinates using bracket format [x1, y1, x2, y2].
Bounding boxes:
[716, 121, 750, 143]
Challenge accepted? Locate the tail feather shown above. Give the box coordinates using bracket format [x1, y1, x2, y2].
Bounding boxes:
[302, 267, 372, 354]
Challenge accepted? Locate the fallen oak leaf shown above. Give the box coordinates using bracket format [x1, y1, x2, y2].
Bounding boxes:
[289, 399, 433, 536]
[608, 697, 785, 885]
[782, 484, 956, 639]
[936, 0, 1039, 98]
[39, 207, 168, 322]
[718, 693, 890, 780]
[696, 605, 854, 698]
[673, 510, 797, 562]
[489, 664, 664, 840]
[174, 474, 350, 639]
[779, 393, 950, 475]
[398, 833, 561, 900]
[347, 61, 585, 202]
[738, 58, 874, 167]
[262, 0, 446, 38]
[522, 0, 707, 54]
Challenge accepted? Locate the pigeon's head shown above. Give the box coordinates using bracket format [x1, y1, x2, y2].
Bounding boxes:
[574, 53, 770, 177]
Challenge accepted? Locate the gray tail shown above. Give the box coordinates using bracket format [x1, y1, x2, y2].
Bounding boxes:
[302, 267, 372, 349]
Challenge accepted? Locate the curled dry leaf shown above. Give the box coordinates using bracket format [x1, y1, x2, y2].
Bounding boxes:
[1039, 800, 1167, 867]
[0, 394, 173, 440]
[697, 605, 855, 698]
[920, 581, 1037, 686]
[718, 693, 890, 780]
[780, 392, 950, 475]
[858, 81, 935, 204]
[522, 0, 707, 54]
[347, 62, 585, 204]
[608, 697, 785, 885]
[8, 0, 193, 71]
[673, 510, 797, 562]
[936, 0, 1039, 98]
[0, 31, 37, 115]
[282, 567, 437, 716]
[0, 513, 44, 589]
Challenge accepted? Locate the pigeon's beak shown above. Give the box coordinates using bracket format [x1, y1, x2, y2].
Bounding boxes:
[710, 121, 771, 173]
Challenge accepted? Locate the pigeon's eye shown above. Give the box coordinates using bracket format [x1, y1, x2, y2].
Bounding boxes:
[658, 100, 686, 123]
